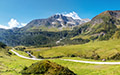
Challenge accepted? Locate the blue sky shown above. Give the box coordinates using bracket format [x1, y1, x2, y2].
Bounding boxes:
[0, 0, 120, 29]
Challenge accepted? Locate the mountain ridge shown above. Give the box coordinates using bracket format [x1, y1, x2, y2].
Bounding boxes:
[21, 14, 90, 32]
[0, 10, 120, 46]
[71, 10, 120, 41]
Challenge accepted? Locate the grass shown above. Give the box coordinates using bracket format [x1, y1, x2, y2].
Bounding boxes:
[70, 35, 91, 40]
[11, 49, 30, 57]
[51, 59, 120, 75]
[2, 39, 120, 74]
[1, 51, 120, 75]
[27, 25, 72, 32]
[24, 39, 120, 60]
[21, 60, 76, 75]
[61, 57, 120, 62]
[25, 47, 50, 51]
[25, 47, 51, 58]
[0, 53, 38, 75]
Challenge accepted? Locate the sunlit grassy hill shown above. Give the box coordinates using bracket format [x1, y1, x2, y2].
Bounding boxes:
[2, 40, 120, 75]
[24, 39, 120, 60]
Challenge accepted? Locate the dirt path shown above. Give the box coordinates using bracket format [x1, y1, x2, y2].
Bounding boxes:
[11, 49, 42, 60]
[11, 49, 120, 64]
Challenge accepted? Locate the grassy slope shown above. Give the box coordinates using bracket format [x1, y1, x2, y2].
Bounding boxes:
[1, 53, 120, 75]
[28, 25, 72, 32]
[70, 35, 91, 40]
[21, 60, 76, 75]
[51, 59, 120, 75]
[12, 50, 30, 57]
[0, 53, 37, 75]
[2, 39, 120, 74]
[25, 39, 120, 59]
[1, 50, 120, 75]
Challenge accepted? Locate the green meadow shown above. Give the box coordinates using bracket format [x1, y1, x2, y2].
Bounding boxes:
[2, 39, 120, 75]
[25, 39, 120, 60]
[1, 54, 120, 75]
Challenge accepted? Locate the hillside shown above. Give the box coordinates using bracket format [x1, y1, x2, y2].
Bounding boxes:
[21, 60, 76, 75]
[0, 42, 11, 60]
[24, 39, 120, 60]
[71, 10, 120, 41]
[2, 49, 120, 75]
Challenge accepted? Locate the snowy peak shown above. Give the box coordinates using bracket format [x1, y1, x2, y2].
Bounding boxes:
[23, 12, 90, 31]
[62, 11, 90, 22]
[63, 11, 82, 20]
[54, 12, 90, 23]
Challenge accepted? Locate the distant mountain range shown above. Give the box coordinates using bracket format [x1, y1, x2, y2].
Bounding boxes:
[0, 10, 120, 46]
[21, 13, 90, 32]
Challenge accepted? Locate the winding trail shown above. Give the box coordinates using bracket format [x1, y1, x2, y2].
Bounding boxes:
[11, 49, 120, 65]
[11, 49, 42, 60]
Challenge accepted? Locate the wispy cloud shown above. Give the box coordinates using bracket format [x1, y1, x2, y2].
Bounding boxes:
[0, 18, 27, 29]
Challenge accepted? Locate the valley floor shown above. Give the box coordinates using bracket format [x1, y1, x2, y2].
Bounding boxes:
[1, 49, 120, 75]
[10, 49, 120, 64]
[2, 40, 120, 75]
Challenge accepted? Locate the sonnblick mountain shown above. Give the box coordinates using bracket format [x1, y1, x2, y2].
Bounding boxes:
[21, 13, 90, 32]
[0, 10, 120, 46]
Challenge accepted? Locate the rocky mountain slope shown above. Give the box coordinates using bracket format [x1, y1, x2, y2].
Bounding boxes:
[72, 10, 120, 41]
[21, 14, 90, 32]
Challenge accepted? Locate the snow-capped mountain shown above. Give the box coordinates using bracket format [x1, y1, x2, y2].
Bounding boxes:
[22, 12, 90, 31]
[63, 11, 82, 20]
[63, 11, 90, 22]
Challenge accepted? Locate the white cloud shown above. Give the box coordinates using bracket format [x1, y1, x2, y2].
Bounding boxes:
[21, 23, 27, 27]
[0, 25, 10, 29]
[8, 18, 20, 28]
[0, 18, 27, 29]
[63, 11, 82, 20]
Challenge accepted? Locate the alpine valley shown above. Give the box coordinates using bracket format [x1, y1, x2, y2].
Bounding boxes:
[0, 12, 91, 46]
[1, 11, 120, 47]
[2, 10, 120, 75]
